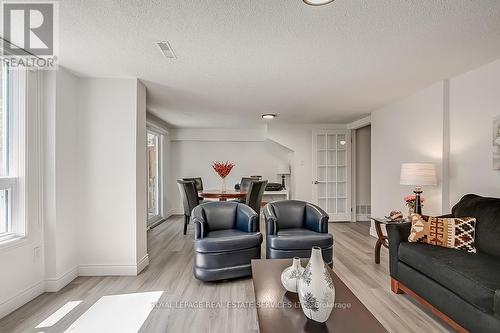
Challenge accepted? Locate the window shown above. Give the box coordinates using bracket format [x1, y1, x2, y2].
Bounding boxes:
[0, 63, 25, 241]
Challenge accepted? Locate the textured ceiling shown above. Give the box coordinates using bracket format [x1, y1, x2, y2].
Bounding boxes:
[59, 0, 500, 128]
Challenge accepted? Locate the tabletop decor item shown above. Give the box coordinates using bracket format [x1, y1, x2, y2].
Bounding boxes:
[298, 247, 335, 323]
[385, 210, 404, 222]
[404, 194, 425, 217]
[400, 163, 437, 215]
[280, 257, 304, 293]
[211, 161, 235, 192]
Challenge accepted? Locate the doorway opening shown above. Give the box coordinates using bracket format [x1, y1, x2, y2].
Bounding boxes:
[353, 125, 371, 221]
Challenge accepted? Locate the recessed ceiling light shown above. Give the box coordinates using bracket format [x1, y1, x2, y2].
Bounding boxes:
[303, 0, 335, 6]
[262, 114, 277, 119]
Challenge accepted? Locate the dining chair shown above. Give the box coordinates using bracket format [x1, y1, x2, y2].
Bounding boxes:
[245, 180, 268, 230]
[182, 177, 204, 200]
[177, 180, 200, 235]
[239, 176, 260, 192]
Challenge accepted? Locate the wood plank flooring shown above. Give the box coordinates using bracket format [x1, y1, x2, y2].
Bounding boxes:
[0, 216, 452, 333]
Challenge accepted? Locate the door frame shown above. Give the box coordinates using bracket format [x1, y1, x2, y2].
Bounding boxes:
[312, 129, 352, 222]
[146, 125, 166, 227]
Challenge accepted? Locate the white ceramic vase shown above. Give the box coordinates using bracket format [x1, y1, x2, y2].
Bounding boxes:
[281, 257, 304, 293]
[298, 246, 335, 323]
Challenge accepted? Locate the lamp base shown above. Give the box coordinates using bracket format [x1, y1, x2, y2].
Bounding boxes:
[414, 187, 423, 215]
[281, 175, 286, 190]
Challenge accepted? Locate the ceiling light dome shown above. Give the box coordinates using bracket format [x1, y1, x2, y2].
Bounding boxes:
[303, 0, 335, 6]
[262, 114, 277, 119]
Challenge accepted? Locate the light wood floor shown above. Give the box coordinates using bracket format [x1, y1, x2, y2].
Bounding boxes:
[0, 216, 452, 333]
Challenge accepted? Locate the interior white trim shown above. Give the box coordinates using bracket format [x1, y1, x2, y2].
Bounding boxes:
[136, 254, 149, 274]
[347, 115, 371, 130]
[0, 281, 44, 319]
[44, 267, 78, 292]
[78, 262, 144, 277]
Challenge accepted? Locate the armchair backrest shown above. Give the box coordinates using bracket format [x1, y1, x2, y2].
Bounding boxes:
[451, 194, 500, 258]
[269, 200, 307, 229]
[177, 180, 199, 216]
[182, 177, 203, 192]
[196, 201, 257, 232]
[246, 180, 268, 216]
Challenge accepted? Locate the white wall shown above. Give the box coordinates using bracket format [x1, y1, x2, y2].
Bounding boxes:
[170, 133, 292, 212]
[371, 59, 500, 231]
[43, 67, 80, 292]
[77, 78, 147, 275]
[371, 82, 445, 219]
[355, 125, 371, 219]
[449, 59, 500, 205]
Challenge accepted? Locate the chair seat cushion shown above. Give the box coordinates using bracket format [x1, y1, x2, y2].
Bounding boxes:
[195, 229, 262, 253]
[399, 242, 500, 314]
[267, 228, 333, 250]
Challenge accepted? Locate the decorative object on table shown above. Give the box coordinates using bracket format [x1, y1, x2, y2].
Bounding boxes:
[297, 246, 335, 323]
[494, 115, 500, 170]
[400, 163, 437, 215]
[211, 161, 235, 192]
[281, 257, 304, 293]
[404, 194, 425, 218]
[277, 165, 291, 190]
[408, 214, 477, 253]
[385, 210, 404, 222]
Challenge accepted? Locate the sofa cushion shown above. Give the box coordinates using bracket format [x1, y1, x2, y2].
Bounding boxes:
[452, 194, 500, 258]
[267, 228, 333, 250]
[194, 229, 262, 253]
[399, 242, 500, 314]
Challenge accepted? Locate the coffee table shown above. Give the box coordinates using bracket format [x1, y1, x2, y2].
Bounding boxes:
[251, 259, 387, 333]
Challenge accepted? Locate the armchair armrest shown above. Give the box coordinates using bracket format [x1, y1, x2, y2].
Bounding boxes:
[192, 205, 208, 239]
[305, 203, 329, 233]
[386, 222, 411, 278]
[235, 204, 258, 233]
[263, 204, 277, 235]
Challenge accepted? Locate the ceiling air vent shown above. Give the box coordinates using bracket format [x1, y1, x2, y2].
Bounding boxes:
[156, 41, 176, 59]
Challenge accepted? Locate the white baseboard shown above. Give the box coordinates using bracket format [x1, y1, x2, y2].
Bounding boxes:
[136, 254, 149, 274]
[356, 214, 370, 221]
[0, 281, 44, 319]
[169, 209, 183, 216]
[44, 267, 78, 292]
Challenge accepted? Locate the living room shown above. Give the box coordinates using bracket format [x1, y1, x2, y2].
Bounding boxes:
[1, 1, 500, 332]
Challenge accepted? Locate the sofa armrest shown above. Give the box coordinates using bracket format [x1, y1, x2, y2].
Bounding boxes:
[305, 203, 329, 233]
[192, 205, 208, 239]
[386, 222, 411, 278]
[263, 204, 277, 235]
[235, 204, 258, 233]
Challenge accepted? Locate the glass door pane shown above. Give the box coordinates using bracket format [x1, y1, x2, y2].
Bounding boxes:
[314, 130, 350, 221]
[147, 132, 160, 224]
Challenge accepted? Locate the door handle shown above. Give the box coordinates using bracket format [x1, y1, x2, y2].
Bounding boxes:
[313, 181, 319, 185]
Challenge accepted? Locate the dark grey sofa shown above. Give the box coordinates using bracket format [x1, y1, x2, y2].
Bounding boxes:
[192, 201, 262, 282]
[387, 194, 500, 333]
[264, 200, 333, 266]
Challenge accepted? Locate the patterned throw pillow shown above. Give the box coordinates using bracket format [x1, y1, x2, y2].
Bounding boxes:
[408, 214, 477, 253]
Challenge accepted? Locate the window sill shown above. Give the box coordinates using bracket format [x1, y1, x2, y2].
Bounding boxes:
[0, 234, 28, 251]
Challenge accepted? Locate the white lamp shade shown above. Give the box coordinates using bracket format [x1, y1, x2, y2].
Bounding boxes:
[277, 166, 291, 175]
[400, 163, 437, 186]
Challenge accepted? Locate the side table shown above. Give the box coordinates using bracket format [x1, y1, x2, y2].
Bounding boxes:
[370, 217, 408, 264]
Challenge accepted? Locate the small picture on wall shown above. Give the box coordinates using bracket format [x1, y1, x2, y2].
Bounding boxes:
[494, 116, 500, 170]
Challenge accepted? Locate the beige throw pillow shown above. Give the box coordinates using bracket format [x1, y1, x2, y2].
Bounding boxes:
[408, 214, 477, 253]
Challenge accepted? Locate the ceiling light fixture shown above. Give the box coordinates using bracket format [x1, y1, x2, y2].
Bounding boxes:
[303, 0, 335, 6]
[262, 114, 277, 119]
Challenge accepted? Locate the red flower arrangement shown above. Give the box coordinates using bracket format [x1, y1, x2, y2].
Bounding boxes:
[404, 195, 425, 210]
[211, 161, 235, 179]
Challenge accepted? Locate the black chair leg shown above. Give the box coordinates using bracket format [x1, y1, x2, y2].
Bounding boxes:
[183, 215, 188, 235]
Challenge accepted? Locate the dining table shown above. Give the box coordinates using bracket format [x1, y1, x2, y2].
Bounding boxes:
[199, 189, 247, 201]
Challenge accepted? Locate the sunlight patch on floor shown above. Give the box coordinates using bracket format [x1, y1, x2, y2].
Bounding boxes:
[36, 301, 82, 329]
[64, 291, 163, 333]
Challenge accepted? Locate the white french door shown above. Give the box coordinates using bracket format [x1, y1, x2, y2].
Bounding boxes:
[312, 130, 352, 221]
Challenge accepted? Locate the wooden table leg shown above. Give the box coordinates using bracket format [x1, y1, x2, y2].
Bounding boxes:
[374, 221, 389, 264]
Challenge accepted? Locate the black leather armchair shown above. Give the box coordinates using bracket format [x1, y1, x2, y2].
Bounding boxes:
[192, 201, 263, 282]
[264, 200, 333, 266]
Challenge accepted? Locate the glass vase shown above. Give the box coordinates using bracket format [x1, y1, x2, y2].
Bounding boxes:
[221, 177, 226, 193]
